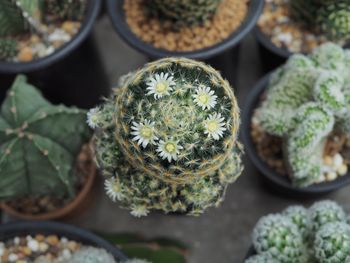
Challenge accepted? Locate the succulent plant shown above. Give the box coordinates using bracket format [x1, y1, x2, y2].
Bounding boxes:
[244, 253, 278, 263]
[45, 0, 87, 21]
[256, 43, 350, 187]
[122, 260, 151, 263]
[0, 0, 43, 37]
[0, 75, 90, 200]
[252, 214, 307, 263]
[309, 200, 346, 234]
[148, 0, 222, 26]
[283, 205, 311, 240]
[71, 247, 116, 263]
[0, 38, 17, 60]
[89, 57, 243, 216]
[290, 0, 350, 41]
[314, 222, 350, 263]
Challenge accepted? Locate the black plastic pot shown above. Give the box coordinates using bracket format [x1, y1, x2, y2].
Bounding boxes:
[254, 27, 291, 74]
[0, 0, 109, 108]
[0, 221, 128, 261]
[241, 73, 350, 196]
[106, 0, 263, 86]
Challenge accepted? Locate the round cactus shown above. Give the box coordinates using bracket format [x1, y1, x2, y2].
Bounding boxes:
[283, 205, 310, 240]
[71, 247, 116, 263]
[0, 39, 17, 60]
[244, 253, 278, 263]
[252, 214, 307, 263]
[148, 0, 222, 26]
[89, 58, 243, 216]
[314, 222, 350, 263]
[309, 200, 346, 233]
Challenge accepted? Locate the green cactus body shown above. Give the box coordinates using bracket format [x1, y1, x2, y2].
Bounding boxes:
[252, 214, 307, 263]
[0, 75, 90, 200]
[148, 0, 222, 26]
[71, 247, 116, 263]
[0, 0, 43, 37]
[314, 222, 350, 263]
[45, 0, 87, 21]
[90, 57, 243, 216]
[0, 39, 17, 60]
[283, 205, 311, 240]
[245, 253, 278, 263]
[309, 200, 346, 234]
[256, 43, 350, 187]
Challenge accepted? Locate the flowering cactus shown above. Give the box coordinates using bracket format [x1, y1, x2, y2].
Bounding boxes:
[314, 222, 350, 263]
[256, 43, 350, 187]
[89, 58, 243, 217]
[252, 214, 307, 263]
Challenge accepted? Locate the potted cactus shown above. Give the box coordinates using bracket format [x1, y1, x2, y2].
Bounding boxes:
[256, 0, 350, 72]
[88, 57, 244, 217]
[0, 75, 96, 220]
[242, 43, 350, 194]
[0, 221, 127, 262]
[244, 200, 350, 263]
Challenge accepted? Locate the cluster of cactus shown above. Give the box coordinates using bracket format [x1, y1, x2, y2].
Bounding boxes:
[0, 75, 90, 200]
[255, 43, 350, 187]
[88, 57, 243, 217]
[245, 200, 350, 263]
[147, 0, 222, 27]
[0, 38, 17, 60]
[70, 247, 117, 263]
[290, 0, 350, 40]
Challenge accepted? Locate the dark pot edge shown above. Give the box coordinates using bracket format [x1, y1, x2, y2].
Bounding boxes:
[0, 221, 128, 261]
[0, 0, 101, 73]
[241, 72, 350, 195]
[106, 0, 264, 60]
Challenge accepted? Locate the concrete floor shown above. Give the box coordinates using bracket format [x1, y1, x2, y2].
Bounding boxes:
[65, 17, 350, 263]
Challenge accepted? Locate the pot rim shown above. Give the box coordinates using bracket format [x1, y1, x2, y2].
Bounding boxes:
[0, 0, 101, 73]
[106, 0, 264, 59]
[241, 72, 350, 194]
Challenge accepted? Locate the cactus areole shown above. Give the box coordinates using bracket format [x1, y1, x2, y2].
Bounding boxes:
[89, 58, 243, 216]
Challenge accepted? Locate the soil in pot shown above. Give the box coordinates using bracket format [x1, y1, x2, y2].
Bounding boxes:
[124, 0, 249, 52]
[251, 100, 350, 187]
[257, 0, 347, 54]
[0, 234, 114, 262]
[0, 0, 88, 62]
[1, 144, 96, 220]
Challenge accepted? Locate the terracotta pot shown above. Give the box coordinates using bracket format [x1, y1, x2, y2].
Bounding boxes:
[0, 146, 97, 221]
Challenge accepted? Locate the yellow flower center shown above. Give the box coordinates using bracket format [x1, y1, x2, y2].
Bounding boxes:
[198, 93, 210, 104]
[140, 126, 153, 139]
[156, 82, 168, 93]
[207, 120, 218, 132]
[165, 142, 176, 153]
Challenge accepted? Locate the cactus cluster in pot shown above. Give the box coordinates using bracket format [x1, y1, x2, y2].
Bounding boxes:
[245, 200, 350, 263]
[147, 0, 222, 27]
[88, 57, 243, 217]
[255, 43, 350, 187]
[290, 0, 350, 41]
[0, 75, 90, 205]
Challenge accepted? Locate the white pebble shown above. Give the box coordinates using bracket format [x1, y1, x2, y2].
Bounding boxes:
[28, 239, 39, 252]
[39, 242, 49, 252]
[61, 237, 68, 243]
[337, 164, 348, 176]
[62, 248, 72, 258]
[8, 253, 18, 262]
[0, 247, 4, 257]
[326, 171, 337, 181]
[333, 154, 343, 168]
[48, 29, 71, 42]
[13, 237, 20, 245]
[277, 33, 293, 44]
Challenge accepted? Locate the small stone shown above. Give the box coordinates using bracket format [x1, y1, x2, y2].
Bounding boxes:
[324, 156, 333, 166]
[337, 164, 348, 176]
[27, 239, 39, 252]
[46, 235, 59, 246]
[18, 47, 33, 62]
[39, 242, 49, 252]
[326, 171, 337, 181]
[61, 21, 78, 35]
[333, 154, 343, 168]
[8, 253, 18, 262]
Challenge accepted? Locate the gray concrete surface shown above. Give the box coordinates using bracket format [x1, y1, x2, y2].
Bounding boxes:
[68, 16, 350, 263]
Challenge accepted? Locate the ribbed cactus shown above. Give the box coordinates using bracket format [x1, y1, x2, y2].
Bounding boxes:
[249, 201, 350, 263]
[0, 39, 17, 60]
[45, 0, 87, 21]
[89, 57, 243, 217]
[252, 214, 307, 263]
[309, 200, 346, 233]
[0, 75, 90, 200]
[148, 0, 222, 26]
[71, 247, 116, 263]
[256, 43, 350, 187]
[290, 0, 350, 41]
[314, 222, 350, 263]
[0, 0, 43, 37]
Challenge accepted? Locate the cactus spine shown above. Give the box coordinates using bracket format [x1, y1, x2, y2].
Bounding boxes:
[255, 43, 350, 187]
[148, 0, 222, 26]
[89, 57, 243, 217]
[0, 75, 90, 200]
